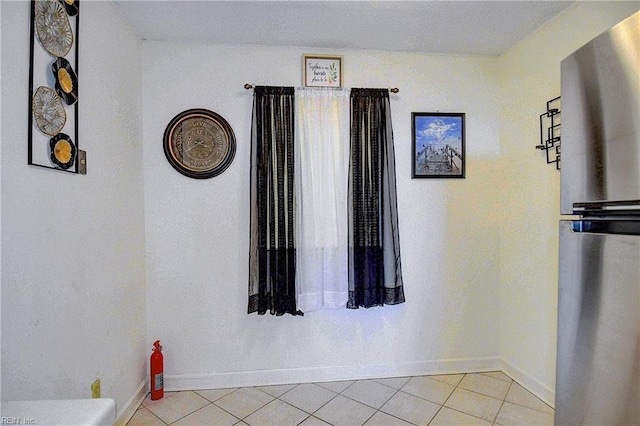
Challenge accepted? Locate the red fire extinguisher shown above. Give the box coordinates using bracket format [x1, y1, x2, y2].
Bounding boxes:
[150, 340, 164, 400]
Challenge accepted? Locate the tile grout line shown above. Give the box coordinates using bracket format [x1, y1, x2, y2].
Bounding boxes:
[200, 387, 261, 425]
[257, 384, 313, 425]
[298, 378, 402, 426]
[429, 373, 514, 426]
[268, 394, 317, 425]
[505, 379, 556, 414]
[173, 392, 213, 425]
[140, 404, 169, 426]
[491, 379, 514, 425]
[312, 379, 367, 425]
[207, 389, 245, 425]
[205, 391, 245, 425]
[237, 387, 282, 423]
[426, 372, 466, 426]
[149, 391, 208, 425]
[280, 382, 341, 425]
[494, 372, 556, 414]
[366, 381, 407, 426]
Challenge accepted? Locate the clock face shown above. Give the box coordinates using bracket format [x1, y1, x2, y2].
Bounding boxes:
[163, 109, 236, 179]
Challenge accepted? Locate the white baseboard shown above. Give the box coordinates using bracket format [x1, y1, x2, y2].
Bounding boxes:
[117, 358, 555, 412]
[499, 358, 555, 408]
[165, 357, 502, 391]
[114, 380, 148, 426]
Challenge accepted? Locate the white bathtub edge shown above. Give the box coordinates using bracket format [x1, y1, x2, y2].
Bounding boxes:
[1, 398, 116, 426]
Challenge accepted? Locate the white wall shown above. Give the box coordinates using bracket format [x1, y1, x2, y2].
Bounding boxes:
[497, 1, 639, 404]
[143, 2, 640, 401]
[0, 1, 146, 418]
[143, 42, 503, 389]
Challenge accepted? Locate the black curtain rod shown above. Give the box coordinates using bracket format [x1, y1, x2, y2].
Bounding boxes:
[244, 83, 399, 93]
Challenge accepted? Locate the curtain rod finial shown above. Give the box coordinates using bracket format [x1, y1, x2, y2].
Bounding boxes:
[244, 83, 254, 90]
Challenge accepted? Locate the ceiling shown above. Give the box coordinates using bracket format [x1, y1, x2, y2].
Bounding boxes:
[112, 1, 573, 56]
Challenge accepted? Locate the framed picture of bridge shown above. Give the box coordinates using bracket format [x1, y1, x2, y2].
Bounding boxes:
[412, 112, 465, 178]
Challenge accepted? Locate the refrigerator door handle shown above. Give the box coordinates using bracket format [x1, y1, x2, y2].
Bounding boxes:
[573, 200, 640, 216]
[572, 220, 640, 236]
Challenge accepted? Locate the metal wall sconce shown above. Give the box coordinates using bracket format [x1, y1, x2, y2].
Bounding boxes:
[536, 96, 561, 170]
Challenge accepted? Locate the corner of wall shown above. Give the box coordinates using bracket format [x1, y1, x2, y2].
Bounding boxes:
[496, 0, 640, 404]
[114, 380, 147, 426]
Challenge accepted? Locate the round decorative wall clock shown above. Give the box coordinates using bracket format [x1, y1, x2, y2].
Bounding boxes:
[163, 109, 236, 179]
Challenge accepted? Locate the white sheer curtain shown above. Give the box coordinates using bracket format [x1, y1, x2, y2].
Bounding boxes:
[295, 87, 350, 311]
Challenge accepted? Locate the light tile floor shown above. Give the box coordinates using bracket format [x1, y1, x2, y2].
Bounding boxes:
[127, 371, 554, 426]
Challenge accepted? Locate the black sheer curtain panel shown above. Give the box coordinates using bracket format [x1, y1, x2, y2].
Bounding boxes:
[248, 86, 302, 316]
[348, 88, 405, 308]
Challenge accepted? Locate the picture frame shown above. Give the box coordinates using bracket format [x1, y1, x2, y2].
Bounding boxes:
[303, 54, 343, 88]
[412, 112, 465, 178]
[28, 0, 80, 174]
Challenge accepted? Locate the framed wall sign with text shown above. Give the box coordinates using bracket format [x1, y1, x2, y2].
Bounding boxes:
[303, 54, 343, 88]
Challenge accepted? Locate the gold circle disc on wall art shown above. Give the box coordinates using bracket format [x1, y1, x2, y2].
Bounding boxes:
[49, 133, 76, 169]
[52, 57, 78, 105]
[163, 109, 236, 179]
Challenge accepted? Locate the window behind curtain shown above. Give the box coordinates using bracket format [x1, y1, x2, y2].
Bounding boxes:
[294, 87, 351, 312]
[248, 86, 405, 315]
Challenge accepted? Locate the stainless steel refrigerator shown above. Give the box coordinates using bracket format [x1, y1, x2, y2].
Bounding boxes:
[556, 11, 640, 425]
